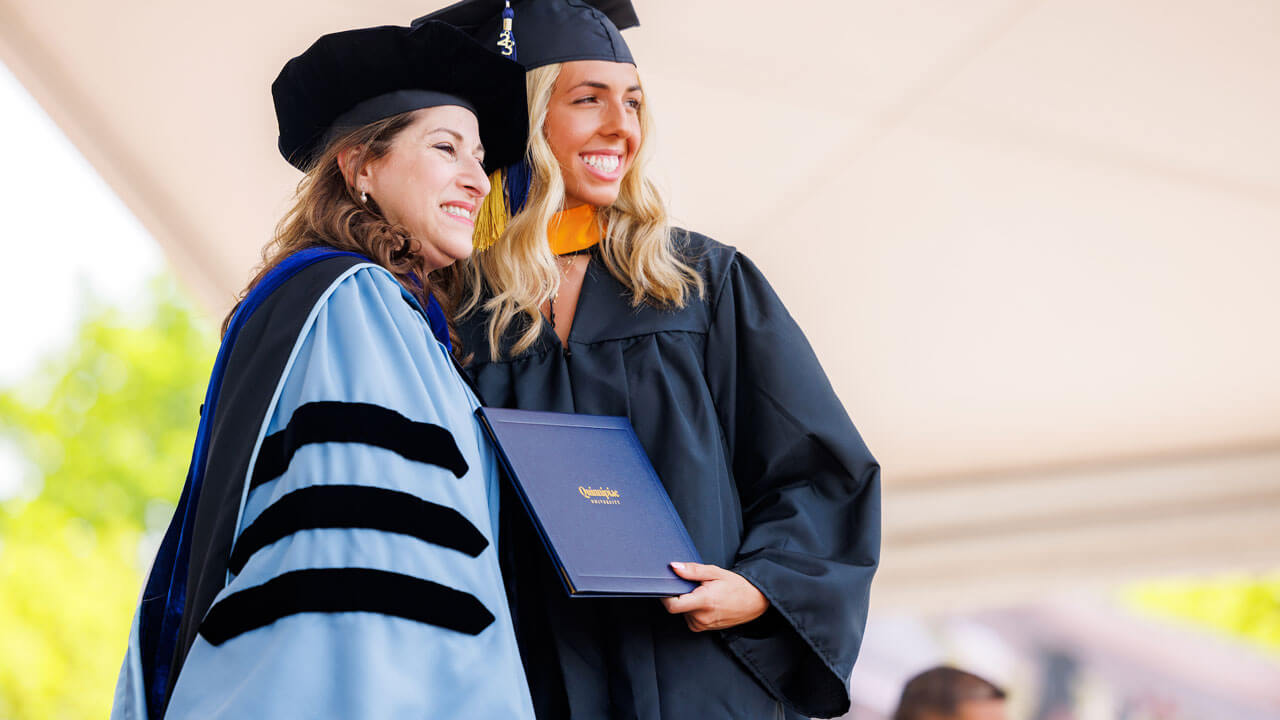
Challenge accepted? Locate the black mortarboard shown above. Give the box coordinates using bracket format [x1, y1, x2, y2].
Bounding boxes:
[412, 0, 638, 68]
[273, 20, 528, 172]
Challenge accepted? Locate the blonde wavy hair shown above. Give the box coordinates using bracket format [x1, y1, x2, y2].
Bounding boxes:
[454, 63, 704, 358]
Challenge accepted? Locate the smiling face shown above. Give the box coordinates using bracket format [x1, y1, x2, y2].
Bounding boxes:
[543, 60, 643, 209]
[355, 105, 490, 271]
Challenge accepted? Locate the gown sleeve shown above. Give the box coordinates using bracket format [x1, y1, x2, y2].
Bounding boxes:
[162, 267, 534, 719]
[704, 251, 881, 719]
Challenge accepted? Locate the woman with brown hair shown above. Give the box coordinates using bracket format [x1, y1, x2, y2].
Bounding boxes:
[111, 20, 535, 719]
[420, 2, 882, 718]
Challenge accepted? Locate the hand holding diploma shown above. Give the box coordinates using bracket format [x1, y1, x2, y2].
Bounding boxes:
[661, 562, 770, 632]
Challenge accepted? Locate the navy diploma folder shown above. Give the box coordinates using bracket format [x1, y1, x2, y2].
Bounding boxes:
[476, 407, 701, 597]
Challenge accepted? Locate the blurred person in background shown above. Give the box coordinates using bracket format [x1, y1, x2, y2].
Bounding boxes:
[419, 1, 882, 718]
[893, 666, 1009, 720]
[111, 20, 535, 719]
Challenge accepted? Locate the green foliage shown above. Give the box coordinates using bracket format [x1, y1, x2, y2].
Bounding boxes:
[0, 279, 214, 529]
[0, 277, 214, 719]
[2, 270, 1278, 718]
[1123, 572, 1280, 656]
[0, 504, 142, 720]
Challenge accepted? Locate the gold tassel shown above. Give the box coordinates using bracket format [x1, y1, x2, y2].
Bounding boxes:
[473, 168, 508, 251]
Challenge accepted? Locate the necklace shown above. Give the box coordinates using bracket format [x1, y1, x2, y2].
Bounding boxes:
[545, 205, 601, 343]
[548, 248, 591, 335]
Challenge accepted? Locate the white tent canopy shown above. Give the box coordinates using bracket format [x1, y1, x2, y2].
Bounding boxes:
[4, 0, 1277, 611]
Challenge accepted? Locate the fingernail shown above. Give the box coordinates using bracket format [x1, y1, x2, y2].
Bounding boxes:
[670, 562, 684, 570]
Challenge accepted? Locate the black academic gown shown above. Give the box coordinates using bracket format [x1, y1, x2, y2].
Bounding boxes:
[459, 231, 881, 720]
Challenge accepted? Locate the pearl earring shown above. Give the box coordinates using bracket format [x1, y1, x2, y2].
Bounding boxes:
[360, 190, 368, 203]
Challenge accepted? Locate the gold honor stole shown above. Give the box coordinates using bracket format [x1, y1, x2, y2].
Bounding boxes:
[547, 205, 601, 255]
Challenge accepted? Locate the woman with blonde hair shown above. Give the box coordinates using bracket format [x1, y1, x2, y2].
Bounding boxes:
[422, 1, 881, 718]
[112, 21, 535, 719]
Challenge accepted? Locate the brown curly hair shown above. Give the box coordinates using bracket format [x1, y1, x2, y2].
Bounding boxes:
[222, 110, 462, 351]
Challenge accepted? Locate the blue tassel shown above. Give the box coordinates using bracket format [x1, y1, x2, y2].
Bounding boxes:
[505, 156, 532, 213]
[498, 1, 517, 59]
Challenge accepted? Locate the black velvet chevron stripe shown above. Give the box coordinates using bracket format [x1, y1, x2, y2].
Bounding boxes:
[250, 401, 468, 490]
[198, 568, 495, 646]
[227, 485, 489, 575]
